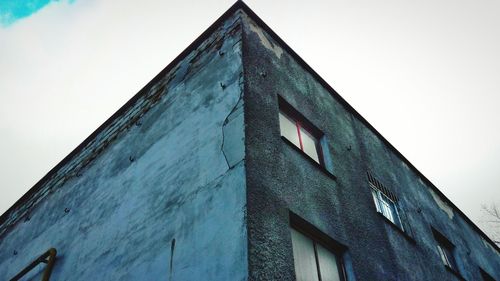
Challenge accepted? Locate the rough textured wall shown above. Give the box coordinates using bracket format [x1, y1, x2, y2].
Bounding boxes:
[0, 12, 247, 281]
[242, 13, 500, 281]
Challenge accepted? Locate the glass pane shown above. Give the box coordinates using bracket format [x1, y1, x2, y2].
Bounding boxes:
[380, 201, 394, 223]
[371, 189, 381, 213]
[279, 112, 301, 148]
[291, 228, 320, 281]
[389, 202, 402, 228]
[316, 244, 343, 281]
[377, 193, 405, 229]
[380, 195, 396, 223]
[437, 245, 450, 266]
[300, 127, 320, 163]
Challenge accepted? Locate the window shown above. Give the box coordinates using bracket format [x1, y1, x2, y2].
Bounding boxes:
[432, 229, 460, 273]
[436, 240, 457, 270]
[480, 268, 496, 281]
[290, 228, 346, 281]
[368, 172, 403, 229]
[371, 188, 402, 228]
[278, 100, 323, 165]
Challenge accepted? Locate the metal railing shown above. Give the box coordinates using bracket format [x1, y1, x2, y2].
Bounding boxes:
[10, 248, 57, 281]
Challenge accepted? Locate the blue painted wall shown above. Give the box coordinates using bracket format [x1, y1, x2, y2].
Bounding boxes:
[0, 12, 247, 281]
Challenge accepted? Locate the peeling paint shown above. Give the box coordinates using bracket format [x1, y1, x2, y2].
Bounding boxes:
[429, 189, 454, 219]
[221, 75, 245, 169]
[482, 236, 498, 253]
[245, 15, 283, 58]
[241, 5, 500, 280]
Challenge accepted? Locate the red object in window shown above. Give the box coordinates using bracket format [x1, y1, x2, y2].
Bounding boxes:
[296, 121, 304, 151]
[279, 110, 323, 165]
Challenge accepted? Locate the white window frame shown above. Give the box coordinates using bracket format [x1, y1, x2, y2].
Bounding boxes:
[370, 185, 403, 230]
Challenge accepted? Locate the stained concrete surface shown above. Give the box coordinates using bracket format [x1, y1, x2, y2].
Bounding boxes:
[241, 11, 500, 281]
[0, 12, 247, 281]
[1, 4, 499, 281]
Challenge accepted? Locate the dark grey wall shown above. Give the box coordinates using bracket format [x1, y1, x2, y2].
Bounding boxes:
[241, 12, 500, 281]
[0, 12, 247, 281]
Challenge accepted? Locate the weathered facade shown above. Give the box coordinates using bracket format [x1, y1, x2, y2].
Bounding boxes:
[0, 2, 499, 281]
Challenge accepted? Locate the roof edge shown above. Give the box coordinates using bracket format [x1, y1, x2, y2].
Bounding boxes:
[0, 0, 246, 230]
[236, 2, 499, 252]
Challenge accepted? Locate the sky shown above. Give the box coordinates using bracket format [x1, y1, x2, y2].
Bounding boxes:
[0, 0, 499, 240]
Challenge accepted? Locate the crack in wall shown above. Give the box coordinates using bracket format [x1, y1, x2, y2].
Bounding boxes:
[0, 13, 244, 239]
[221, 72, 244, 170]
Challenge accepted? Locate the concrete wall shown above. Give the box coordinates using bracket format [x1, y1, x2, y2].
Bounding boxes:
[241, 12, 500, 281]
[2, 5, 499, 281]
[0, 12, 247, 281]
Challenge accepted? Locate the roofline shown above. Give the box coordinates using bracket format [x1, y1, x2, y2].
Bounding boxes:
[1, 0, 498, 252]
[0, 1, 245, 228]
[235, 2, 499, 252]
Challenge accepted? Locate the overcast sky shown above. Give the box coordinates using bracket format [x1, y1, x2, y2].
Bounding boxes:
[1, 0, 499, 239]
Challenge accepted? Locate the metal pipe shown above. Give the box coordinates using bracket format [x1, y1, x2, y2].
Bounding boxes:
[10, 248, 57, 281]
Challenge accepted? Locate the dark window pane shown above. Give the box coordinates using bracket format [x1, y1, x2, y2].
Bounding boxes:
[442, 245, 457, 270]
[480, 269, 496, 281]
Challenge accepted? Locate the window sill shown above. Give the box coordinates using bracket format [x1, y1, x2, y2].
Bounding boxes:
[377, 212, 416, 245]
[281, 136, 336, 181]
[445, 265, 466, 281]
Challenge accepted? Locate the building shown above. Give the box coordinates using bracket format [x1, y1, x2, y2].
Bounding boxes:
[0, 2, 499, 280]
